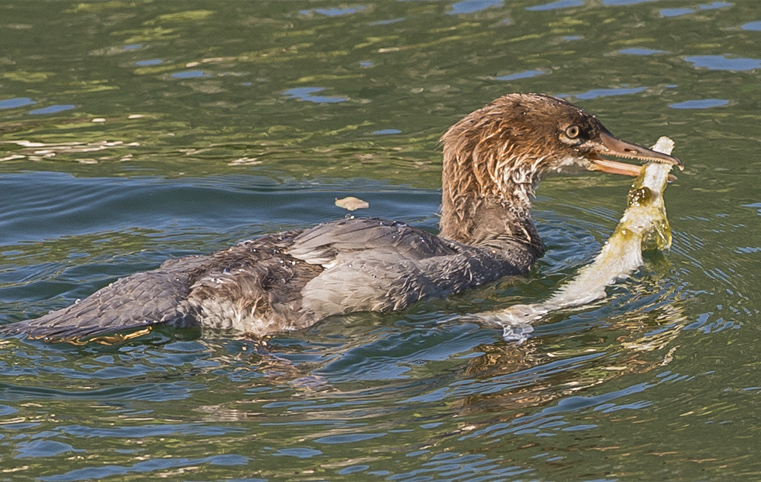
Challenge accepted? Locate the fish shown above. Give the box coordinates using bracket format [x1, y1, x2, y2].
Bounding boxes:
[478, 136, 678, 341]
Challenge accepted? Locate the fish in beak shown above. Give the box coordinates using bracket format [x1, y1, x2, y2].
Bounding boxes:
[588, 130, 683, 181]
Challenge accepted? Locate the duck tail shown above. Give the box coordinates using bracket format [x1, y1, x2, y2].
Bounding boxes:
[1, 256, 208, 344]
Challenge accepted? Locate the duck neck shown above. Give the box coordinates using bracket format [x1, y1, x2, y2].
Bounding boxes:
[438, 149, 545, 266]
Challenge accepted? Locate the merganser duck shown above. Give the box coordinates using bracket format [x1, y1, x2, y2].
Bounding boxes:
[1, 93, 681, 343]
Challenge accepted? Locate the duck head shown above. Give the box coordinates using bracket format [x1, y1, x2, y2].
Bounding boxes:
[439, 93, 682, 246]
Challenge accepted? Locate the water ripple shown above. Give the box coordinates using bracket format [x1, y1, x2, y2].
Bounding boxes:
[685, 55, 761, 71]
[526, 0, 584, 11]
[282, 87, 348, 103]
[40, 454, 249, 482]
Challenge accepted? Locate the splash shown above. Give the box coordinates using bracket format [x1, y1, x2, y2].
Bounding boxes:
[480, 137, 677, 341]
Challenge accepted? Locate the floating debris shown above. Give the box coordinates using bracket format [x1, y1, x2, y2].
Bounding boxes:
[334, 196, 369, 211]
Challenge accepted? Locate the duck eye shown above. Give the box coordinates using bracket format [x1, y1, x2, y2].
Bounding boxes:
[565, 125, 580, 138]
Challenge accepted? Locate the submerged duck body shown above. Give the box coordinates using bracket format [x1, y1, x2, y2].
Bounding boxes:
[2, 94, 681, 342]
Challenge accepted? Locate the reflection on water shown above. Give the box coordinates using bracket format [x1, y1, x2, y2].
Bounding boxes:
[1, 0, 761, 480]
[0, 139, 139, 162]
[0, 273, 692, 478]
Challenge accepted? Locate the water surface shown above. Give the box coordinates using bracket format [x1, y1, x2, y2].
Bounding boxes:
[1, 1, 761, 480]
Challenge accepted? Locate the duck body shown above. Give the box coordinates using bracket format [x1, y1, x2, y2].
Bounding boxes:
[2, 94, 681, 343]
[7, 217, 541, 341]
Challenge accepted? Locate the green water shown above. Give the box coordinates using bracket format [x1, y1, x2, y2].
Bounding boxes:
[1, 1, 760, 480]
